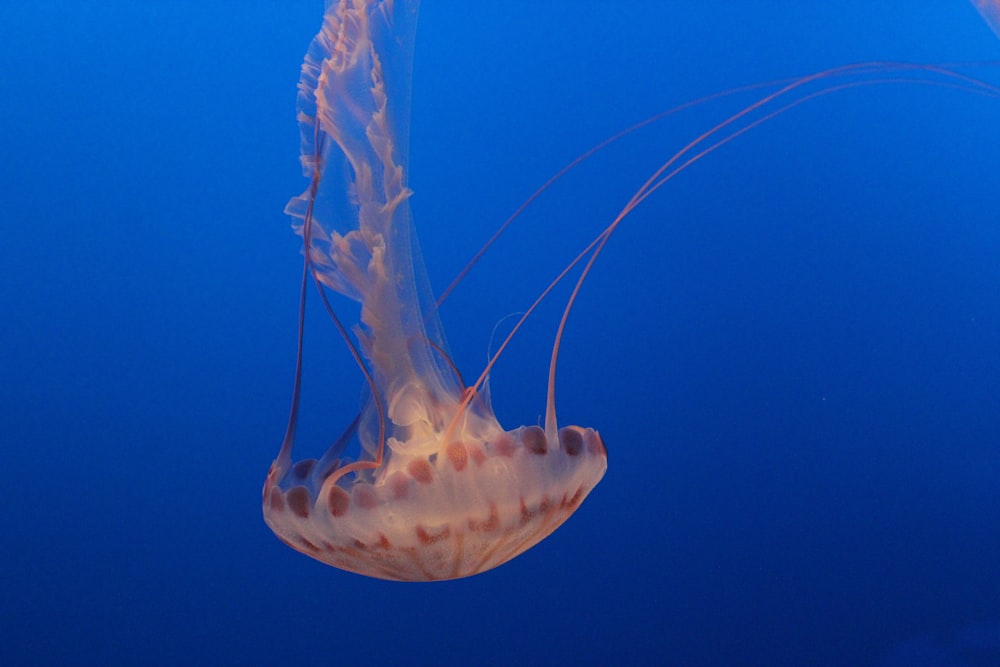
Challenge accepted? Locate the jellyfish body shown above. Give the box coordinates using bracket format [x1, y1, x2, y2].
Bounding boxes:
[262, 0, 607, 581]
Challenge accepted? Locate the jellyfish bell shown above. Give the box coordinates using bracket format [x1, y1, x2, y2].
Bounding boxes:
[264, 420, 606, 581]
[262, 0, 606, 582]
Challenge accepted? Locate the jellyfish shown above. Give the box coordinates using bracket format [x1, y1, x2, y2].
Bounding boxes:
[263, 1, 1000, 582]
[262, 0, 607, 582]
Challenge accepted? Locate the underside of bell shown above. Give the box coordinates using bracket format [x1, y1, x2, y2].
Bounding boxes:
[263, 424, 607, 581]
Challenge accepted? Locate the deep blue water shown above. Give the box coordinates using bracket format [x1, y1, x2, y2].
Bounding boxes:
[2, 2, 999, 666]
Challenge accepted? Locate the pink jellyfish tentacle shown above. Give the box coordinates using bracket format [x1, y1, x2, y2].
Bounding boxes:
[541, 61, 1000, 443]
[447, 61, 1000, 449]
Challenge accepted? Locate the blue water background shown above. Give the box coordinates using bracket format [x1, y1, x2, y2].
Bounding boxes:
[2, 2, 999, 665]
